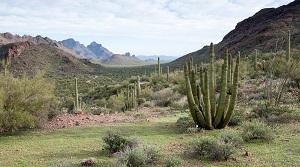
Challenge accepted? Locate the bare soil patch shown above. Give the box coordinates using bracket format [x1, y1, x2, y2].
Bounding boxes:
[44, 107, 164, 130]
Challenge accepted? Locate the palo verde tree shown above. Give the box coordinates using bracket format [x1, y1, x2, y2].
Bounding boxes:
[184, 43, 240, 129]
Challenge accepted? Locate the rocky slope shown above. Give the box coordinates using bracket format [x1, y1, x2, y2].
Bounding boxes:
[170, 0, 300, 67]
[0, 33, 100, 76]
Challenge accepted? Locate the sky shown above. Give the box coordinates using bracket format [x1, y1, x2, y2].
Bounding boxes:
[0, 0, 294, 57]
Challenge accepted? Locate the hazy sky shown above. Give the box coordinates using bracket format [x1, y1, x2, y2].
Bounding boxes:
[0, 0, 294, 56]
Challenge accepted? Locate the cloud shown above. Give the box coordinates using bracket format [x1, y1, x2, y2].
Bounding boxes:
[0, 0, 294, 56]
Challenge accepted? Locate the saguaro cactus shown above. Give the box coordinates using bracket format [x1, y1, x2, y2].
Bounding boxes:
[74, 77, 81, 111]
[137, 76, 141, 98]
[184, 43, 240, 129]
[167, 66, 170, 81]
[125, 83, 137, 111]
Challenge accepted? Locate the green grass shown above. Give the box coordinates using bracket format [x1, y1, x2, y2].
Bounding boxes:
[0, 114, 299, 167]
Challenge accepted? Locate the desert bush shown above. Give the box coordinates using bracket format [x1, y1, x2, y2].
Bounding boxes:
[142, 101, 155, 108]
[152, 88, 180, 107]
[219, 131, 243, 148]
[170, 97, 188, 111]
[164, 156, 181, 167]
[102, 131, 138, 154]
[106, 93, 125, 112]
[0, 73, 56, 132]
[252, 106, 299, 123]
[118, 146, 161, 167]
[94, 98, 107, 108]
[91, 107, 111, 115]
[139, 86, 154, 100]
[176, 116, 196, 133]
[290, 60, 300, 88]
[241, 120, 274, 142]
[186, 136, 235, 161]
[137, 98, 146, 106]
[228, 110, 245, 126]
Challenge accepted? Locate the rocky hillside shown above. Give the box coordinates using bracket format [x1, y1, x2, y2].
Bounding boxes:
[0, 34, 101, 76]
[170, 0, 300, 67]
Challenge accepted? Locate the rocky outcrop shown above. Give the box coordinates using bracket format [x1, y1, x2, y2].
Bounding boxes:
[0, 41, 32, 59]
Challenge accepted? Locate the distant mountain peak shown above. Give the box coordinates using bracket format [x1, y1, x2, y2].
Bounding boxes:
[87, 41, 112, 60]
[89, 41, 102, 47]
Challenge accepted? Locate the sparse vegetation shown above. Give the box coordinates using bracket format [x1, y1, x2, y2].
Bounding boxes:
[186, 136, 236, 161]
[102, 131, 138, 154]
[241, 120, 275, 142]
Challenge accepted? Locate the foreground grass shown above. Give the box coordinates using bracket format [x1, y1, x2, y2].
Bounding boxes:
[0, 113, 299, 167]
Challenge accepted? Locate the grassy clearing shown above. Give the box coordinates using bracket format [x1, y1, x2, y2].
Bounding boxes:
[0, 113, 299, 167]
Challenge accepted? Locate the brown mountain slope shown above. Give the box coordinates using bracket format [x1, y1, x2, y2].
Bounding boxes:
[0, 41, 99, 77]
[170, 0, 300, 67]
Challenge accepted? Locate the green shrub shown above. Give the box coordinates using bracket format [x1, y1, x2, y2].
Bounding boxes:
[118, 146, 161, 167]
[118, 147, 147, 167]
[152, 88, 180, 107]
[139, 86, 154, 100]
[91, 107, 111, 115]
[228, 110, 245, 126]
[102, 131, 137, 154]
[219, 131, 243, 148]
[164, 156, 181, 167]
[137, 98, 146, 106]
[176, 116, 196, 133]
[107, 93, 125, 112]
[0, 73, 56, 132]
[241, 120, 274, 142]
[252, 106, 299, 124]
[187, 136, 235, 161]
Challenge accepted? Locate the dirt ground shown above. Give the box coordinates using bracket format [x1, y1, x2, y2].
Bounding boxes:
[44, 107, 166, 129]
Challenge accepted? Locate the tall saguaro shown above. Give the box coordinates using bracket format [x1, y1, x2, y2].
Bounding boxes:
[74, 77, 80, 111]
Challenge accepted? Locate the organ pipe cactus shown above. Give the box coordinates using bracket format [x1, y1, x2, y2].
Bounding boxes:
[125, 83, 137, 111]
[184, 43, 240, 129]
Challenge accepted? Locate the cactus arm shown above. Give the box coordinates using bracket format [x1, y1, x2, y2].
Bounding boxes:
[184, 64, 206, 128]
[221, 53, 240, 128]
[209, 43, 216, 119]
[203, 70, 213, 129]
[191, 69, 200, 106]
[214, 50, 228, 127]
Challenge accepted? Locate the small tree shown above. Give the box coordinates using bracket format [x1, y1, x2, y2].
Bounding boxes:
[0, 72, 56, 132]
